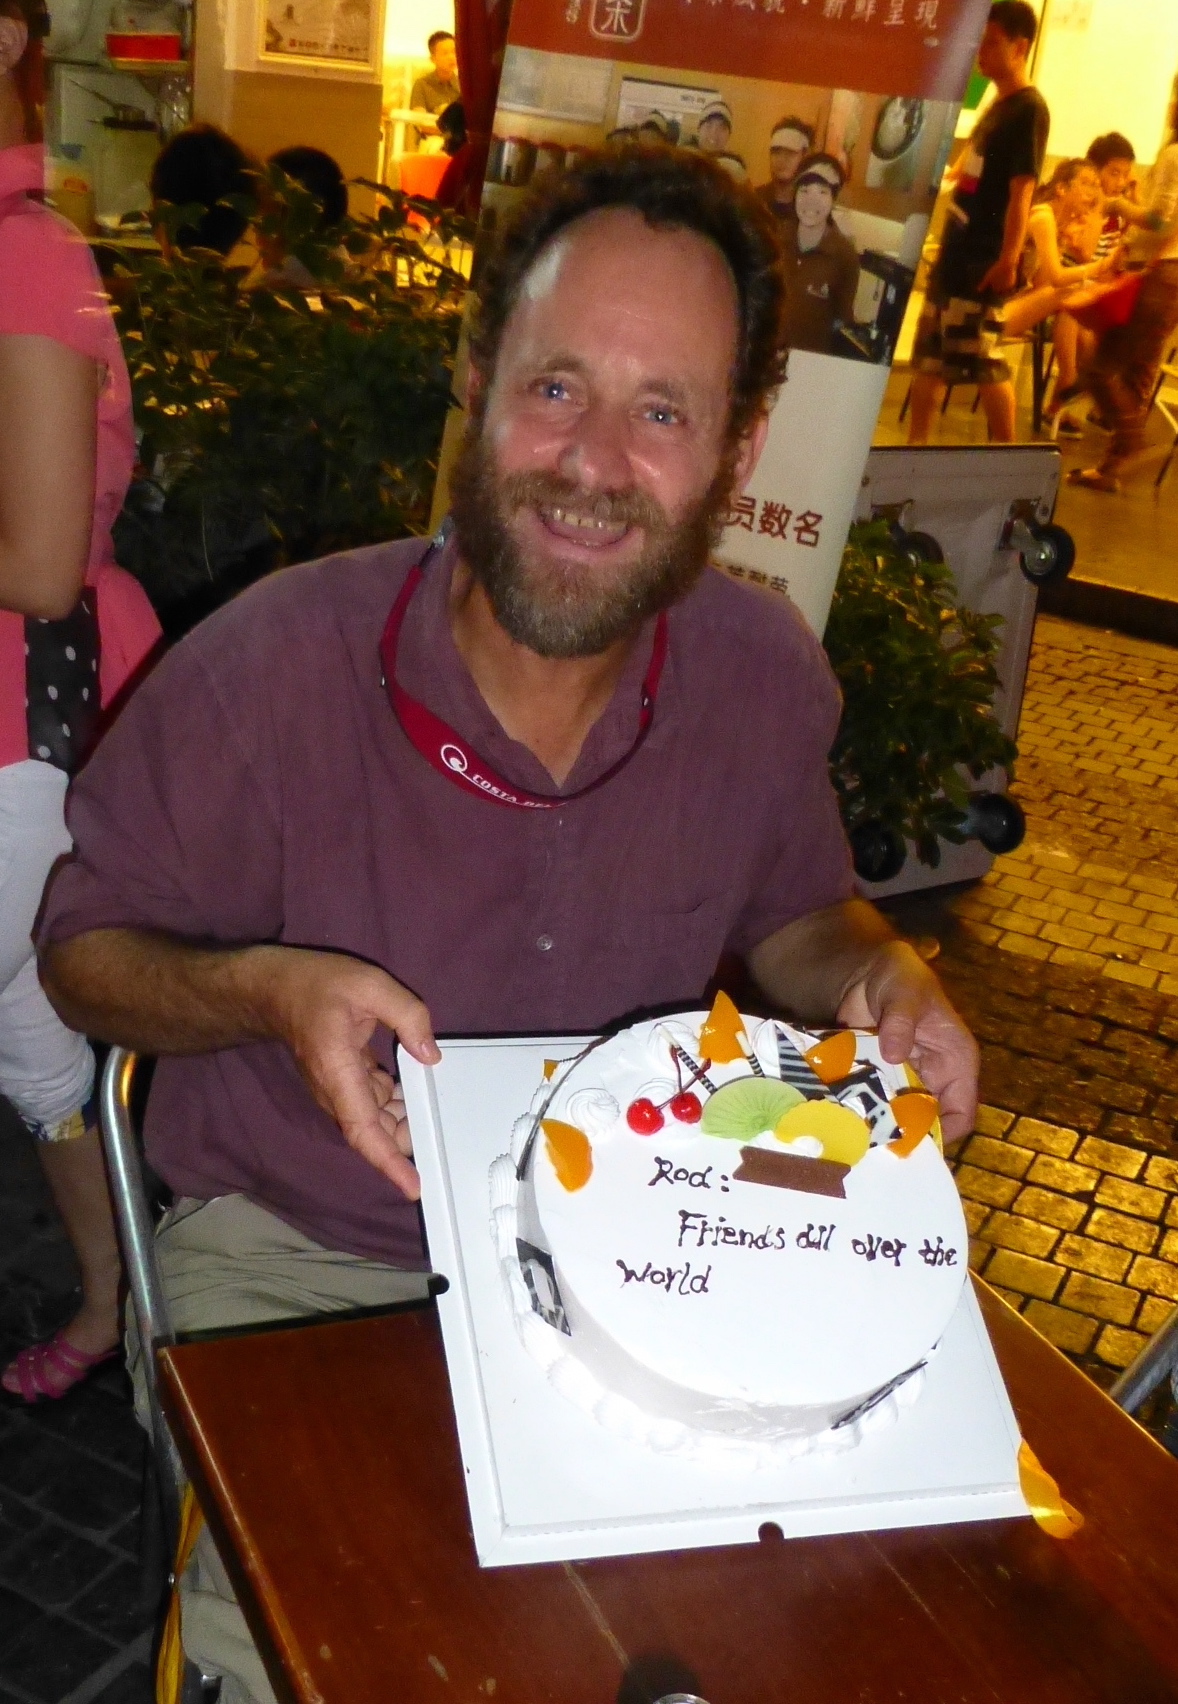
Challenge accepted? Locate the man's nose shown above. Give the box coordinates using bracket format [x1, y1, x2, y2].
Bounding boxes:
[556, 400, 633, 492]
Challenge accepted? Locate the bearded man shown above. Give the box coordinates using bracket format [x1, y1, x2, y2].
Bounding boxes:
[38, 146, 976, 1703]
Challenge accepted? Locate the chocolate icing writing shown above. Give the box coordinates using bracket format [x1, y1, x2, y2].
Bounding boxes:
[676, 1209, 788, 1252]
[918, 1235, 958, 1267]
[648, 1156, 714, 1190]
[796, 1222, 836, 1251]
[851, 1233, 906, 1267]
[616, 1258, 712, 1295]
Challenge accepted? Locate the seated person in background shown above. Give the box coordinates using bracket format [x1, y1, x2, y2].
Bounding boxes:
[435, 103, 484, 219]
[436, 100, 466, 158]
[692, 99, 747, 182]
[150, 122, 257, 258]
[778, 152, 860, 355]
[756, 115, 815, 217]
[270, 144, 347, 227]
[1043, 134, 1136, 430]
[257, 144, 348, 289]
[409, 29, 459, 152]
[1000, 157, 1114, 344]
[1084, 132, 1137, 262]
[1069, 83, 1178, 493]
[39, 145, 976, 1703]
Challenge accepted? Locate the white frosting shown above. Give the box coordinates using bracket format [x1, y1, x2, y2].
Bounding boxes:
[491, 1013, 967, 1464]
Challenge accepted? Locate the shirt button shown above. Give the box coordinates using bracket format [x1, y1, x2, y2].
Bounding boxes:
[536, 933, 554, 953]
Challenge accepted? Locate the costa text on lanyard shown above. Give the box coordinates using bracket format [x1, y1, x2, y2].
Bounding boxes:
[379, 525, 669, 810]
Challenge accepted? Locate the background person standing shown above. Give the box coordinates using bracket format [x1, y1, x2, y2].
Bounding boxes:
[0, 0, 159, 1400]
[908, 1, 1049, 444]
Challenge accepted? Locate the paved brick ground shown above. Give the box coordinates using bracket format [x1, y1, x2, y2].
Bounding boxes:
[0, 1098, 155, 1704]
[891, 615, 1178, 1388]
[952, 618, 1178, 990]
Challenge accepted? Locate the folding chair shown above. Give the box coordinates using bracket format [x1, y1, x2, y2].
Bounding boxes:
[99, 1046, 216, 1704]
[1109, 1302, 1178, 1453]
[1151, 352, 1178, 490]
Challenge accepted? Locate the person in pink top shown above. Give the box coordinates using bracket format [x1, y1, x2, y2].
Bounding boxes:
[0, 0, 160, 1400]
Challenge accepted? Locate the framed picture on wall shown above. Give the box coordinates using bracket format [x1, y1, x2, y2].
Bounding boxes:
[258, 0, 383, 75]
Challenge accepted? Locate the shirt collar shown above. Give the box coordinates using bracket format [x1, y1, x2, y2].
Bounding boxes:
[0, 143, 45, 204]
[394, 528, 674, 799]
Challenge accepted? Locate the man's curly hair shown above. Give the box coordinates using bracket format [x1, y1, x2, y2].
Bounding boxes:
[469, 144, 788, 446]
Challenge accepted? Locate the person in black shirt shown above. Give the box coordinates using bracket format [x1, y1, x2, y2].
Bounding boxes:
[909, 1, 1049, 443]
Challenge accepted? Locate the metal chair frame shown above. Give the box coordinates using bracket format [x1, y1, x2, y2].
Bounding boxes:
[1149, 347, 1178, 491]
[99, 1045, 214, 1703]
[1109, 1303, 1178, 1425]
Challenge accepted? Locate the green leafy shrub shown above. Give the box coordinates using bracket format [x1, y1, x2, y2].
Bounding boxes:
[823, 520, 1017, 867]
[110, 173, 470, 627]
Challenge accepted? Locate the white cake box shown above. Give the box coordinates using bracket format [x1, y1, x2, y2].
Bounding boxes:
[400, 1035, 1030, 1568]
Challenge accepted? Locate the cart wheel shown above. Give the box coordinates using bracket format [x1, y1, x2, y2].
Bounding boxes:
[890, 526, 944, 566]
[902, 529, 945, 564]
[1018, 522, 1075, 585]
[963, 791, 1026, 855]
[850, 822, 907, 883]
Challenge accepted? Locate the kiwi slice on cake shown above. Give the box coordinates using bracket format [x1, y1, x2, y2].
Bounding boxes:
[700, 1077, 804, 1140]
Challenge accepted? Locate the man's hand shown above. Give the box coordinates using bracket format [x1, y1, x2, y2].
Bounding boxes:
[254, 947, 440, 1199]
[835, 941, 979, 1143]
[42, 928, 441, 1198]
[976, 254, 1020, 296]
[978, 176, 1036, 300]
[747, 900, 979, 1143]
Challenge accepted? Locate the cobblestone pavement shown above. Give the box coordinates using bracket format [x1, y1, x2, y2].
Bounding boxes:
[889, 615, 1178, 1392]
[954, 617, 1178, 991]
[0, 1098, 155, 1704]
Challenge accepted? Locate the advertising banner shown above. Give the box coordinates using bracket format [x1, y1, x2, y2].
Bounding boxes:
[441, 0, 991, 632]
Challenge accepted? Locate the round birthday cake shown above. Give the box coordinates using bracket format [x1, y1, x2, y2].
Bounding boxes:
[489, 995, 967, 1462]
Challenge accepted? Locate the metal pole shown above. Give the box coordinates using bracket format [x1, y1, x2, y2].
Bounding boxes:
[1109, 1304, 1178, 1414]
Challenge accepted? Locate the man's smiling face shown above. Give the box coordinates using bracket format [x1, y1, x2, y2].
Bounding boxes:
[451, 206, 762, 658]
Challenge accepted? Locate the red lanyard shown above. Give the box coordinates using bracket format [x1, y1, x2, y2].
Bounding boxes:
[379, 528, 669, 810]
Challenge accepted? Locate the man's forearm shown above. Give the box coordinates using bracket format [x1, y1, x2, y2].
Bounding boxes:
[746, 898, 899, 1022]
[41, 928, 281, 1055]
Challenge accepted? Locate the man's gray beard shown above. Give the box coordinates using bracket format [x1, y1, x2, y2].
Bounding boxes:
[449, 428, 732, 660]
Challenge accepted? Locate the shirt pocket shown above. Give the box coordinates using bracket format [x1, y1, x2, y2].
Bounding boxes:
[585, 887, 741, 1020]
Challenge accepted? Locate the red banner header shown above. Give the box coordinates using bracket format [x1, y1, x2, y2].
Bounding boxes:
[507, 0, 989, 103]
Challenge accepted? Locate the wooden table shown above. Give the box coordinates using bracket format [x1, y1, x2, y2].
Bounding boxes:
[159, 1280, 1178, 1704]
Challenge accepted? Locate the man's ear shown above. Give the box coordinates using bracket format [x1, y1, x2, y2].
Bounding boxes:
[729, 410, 771, 493]
[462, 356, 490, 415]
[0, 13, 28, 75]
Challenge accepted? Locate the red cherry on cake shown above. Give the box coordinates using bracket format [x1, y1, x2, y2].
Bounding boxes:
[626, 1098, 665, 1134]
[669, 1091, 702, 1124]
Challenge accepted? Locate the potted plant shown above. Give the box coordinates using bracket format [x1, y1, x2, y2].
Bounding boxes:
[823, 521, 1021, 881]
[109, 174, 470, 634]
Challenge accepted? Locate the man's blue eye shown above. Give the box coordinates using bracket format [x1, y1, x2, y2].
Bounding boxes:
[648, 406, 678, 425]
[540, 380, 568, 400]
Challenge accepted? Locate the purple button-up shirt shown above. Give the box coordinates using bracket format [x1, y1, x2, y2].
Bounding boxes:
[40, 535, 853, 1264]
